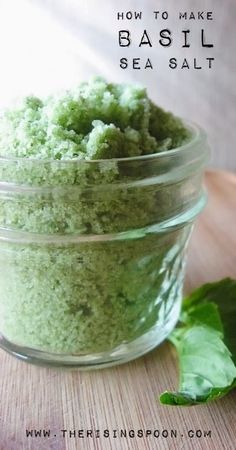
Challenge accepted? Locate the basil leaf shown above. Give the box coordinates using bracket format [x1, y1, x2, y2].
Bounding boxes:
[160, 279, 236, 406]
[183, 278, 236, 363]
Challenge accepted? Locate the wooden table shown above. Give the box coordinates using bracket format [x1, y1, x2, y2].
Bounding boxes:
[0, 170, 235, 450]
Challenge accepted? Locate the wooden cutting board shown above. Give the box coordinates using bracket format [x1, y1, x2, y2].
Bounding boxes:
[0, 170, 235, 450]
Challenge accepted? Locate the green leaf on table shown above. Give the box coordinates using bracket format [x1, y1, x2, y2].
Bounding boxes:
[160, 278, 236, 406]
[183, 278, 236, 363]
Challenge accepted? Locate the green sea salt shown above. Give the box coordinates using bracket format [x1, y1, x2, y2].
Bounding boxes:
[0, 78, 191, 354]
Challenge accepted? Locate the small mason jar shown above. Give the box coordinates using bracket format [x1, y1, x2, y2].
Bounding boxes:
[0, 122, 209, 368]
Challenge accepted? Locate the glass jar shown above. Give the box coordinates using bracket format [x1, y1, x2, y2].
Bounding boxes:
[0, 122, 209, 368]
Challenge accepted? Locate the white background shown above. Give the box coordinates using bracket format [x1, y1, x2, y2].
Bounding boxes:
[0, 0, 235, 170]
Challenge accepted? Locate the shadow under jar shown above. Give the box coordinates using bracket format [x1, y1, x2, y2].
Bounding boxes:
[0, 123, 209, 368]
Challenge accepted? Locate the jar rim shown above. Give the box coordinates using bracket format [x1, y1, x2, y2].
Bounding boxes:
[0, 120, 206, 166]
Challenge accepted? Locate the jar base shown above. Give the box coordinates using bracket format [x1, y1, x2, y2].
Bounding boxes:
[0, 299, 181, 370]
